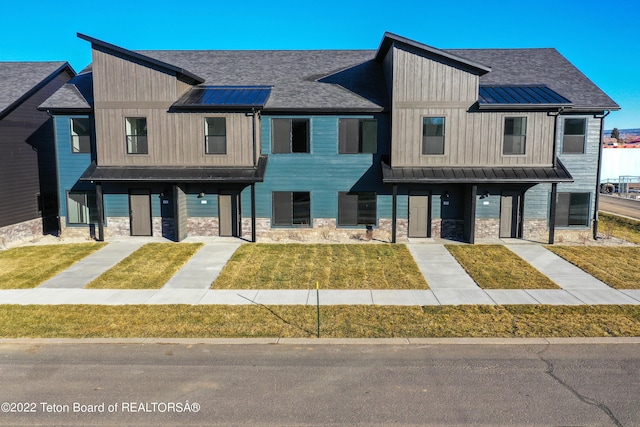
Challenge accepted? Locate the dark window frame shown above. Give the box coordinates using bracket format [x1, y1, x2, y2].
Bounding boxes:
[555, 192, 590, 227]
[125, 117, 148, 155]
[70, 117, 91, 154]
[562, 117, 586, 154]
[271, 118, 310, 154]
[422, 117, 446, 155]
[66, 190, 98, 225]
[204, 117, 227, 155]
[338, 192, 377, 226]
[272, 191, 311, 227]
[503, 117, 527, 155]
[338, 118, 377, 154]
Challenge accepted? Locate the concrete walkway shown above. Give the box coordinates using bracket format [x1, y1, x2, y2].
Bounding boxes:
[1, 240, 640, 306]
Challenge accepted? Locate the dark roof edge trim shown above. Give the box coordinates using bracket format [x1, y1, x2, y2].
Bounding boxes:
[262, 107, 386, 114]
[477, 103, 574, 111]
[0, 62, 75, 120]
[77, 33, 205, 85]
[37, 107, 93, 114]
[375, 32, 492, 75]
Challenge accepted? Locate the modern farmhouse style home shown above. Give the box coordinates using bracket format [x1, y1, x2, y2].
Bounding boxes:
[38, 32, 619, 243]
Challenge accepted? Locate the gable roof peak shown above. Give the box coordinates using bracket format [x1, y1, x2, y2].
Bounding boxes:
[375, 32, 492, 75]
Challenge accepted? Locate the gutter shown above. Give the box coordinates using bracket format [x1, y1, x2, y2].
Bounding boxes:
[593, 110, 611, 239]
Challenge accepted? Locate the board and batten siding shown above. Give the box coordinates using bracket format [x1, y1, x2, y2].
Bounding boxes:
[389, 46, 555, 168]
[91, 48, 257, 167]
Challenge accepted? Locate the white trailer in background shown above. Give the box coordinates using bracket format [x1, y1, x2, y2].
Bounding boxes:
[600, 148, 640, 196]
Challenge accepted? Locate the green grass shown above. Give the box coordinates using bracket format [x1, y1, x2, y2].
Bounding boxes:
[446, 245, 559, 289]
[546, 246, 640, 289]
[0, 243, 106, 289]
[212, 244, 428, 289]
[1, 305, 640, 338]
[86, 243, 203, 289]
[599, 212, 640, 244]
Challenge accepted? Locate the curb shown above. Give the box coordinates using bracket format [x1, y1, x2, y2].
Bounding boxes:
[1, 337, 639, 345]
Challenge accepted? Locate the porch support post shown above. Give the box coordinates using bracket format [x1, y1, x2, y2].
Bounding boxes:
[549, 182, 557, 244]
[391, 184, 397, 243]
[96, 182, 104, 242]
[468, 184, 477, 244]
[251, 183, 256, 243]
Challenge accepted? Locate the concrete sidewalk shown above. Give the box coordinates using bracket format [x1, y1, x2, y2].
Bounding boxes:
[1, 240, 640, 306]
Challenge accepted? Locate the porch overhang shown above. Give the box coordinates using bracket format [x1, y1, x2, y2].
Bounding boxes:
[79, 156, 268, 184]
[382, 160, 573, 184]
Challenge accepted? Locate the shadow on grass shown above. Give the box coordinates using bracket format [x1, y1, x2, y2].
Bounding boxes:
[236, 294, 317, 337]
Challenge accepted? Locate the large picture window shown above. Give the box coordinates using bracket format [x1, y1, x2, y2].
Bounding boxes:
[125, 117, 148, 154]
[67, 191, 98, 225]
[338, 118, 377, 153]
[555, 192, 590, 227]
[562, 118, 586, 154]
[272, 118, 310, 153]
[422, 117, 445, 155]
[272, 191, 311, 226]
[70, 118, 91, 154]
[205, 117, 227, 154]
[503, 117, 527, 155]
[338, 192, 377, 226]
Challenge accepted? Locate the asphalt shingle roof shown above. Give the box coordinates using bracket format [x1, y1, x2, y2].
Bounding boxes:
[38, 71, 94, 111]
[0, 61, 68, 115]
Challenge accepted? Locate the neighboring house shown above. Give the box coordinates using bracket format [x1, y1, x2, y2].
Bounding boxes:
[41, 32, 618, 244]
[0, 62, 75, 246]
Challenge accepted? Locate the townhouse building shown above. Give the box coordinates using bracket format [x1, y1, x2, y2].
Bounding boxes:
[39, 32, 618, 244]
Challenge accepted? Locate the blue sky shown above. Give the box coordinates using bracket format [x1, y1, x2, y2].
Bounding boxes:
[2, 0, 638, 130]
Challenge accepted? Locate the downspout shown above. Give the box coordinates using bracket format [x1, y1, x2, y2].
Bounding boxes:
[251, 108, 258, 167]
[550, 108, 563, 168]
[593, 110, 611, 240]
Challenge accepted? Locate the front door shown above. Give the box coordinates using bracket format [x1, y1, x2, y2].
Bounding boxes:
[130, 190, 152, 236]
[219, 194, 238, 237]
[408, 195, 429, 238]
[500, 193, 521, 238]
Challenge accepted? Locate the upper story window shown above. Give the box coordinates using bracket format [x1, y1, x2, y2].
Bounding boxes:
[70, 118, 91, 154]
[422, 117, 445, 155]
[338, 118, 377, 154]
[272, 118, 310, 153]
[503, 117, 527, 155]
[205, 117, 227, 155]
[562, 118, 586, 154]
[125, 117, 148, 154]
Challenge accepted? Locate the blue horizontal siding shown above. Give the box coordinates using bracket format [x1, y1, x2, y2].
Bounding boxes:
[54, 115, 94, 222]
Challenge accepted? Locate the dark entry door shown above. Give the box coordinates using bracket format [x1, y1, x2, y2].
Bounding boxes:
[408, 195, 429, 238]
[500, 193, 521, 238]
[130, 190, 152, 236]
[219, 194, 238, 237]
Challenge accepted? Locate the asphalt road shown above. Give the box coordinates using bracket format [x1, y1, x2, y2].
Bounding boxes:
[0, 342, 638, 426]
[599, 194, 640, 220]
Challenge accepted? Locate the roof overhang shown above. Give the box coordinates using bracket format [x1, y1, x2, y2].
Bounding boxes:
[172, 86, 272, 111]
[80, 156, 268, 184]
[382, 160, 573, 184]
[477, 85, 573, 111]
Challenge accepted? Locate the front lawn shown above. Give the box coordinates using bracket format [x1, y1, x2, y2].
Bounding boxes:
[599, 212, 640, 244]
[446, 244, 559, 289]
[0, 243, 106, 289]
[212, 244, 428, 289]
[546, 246, 640, 289]
[86, 243, 203, 289]
[1, 305, 640, 338]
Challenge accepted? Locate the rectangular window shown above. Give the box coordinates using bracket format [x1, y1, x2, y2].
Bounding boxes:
[338, 192, 377, 226]
[272, 118, 310, 153]
[339, 118, 377, 153]
[555, 192, 590, 227]
[126, 117, 148, 154]
[272, 191, 311, 226]
[67, 191, 98, 225]
[205, 117, 227, 154]
[563, 118, 586, 154]
[503, 117, 527, 155]
[70, 118, 91, 153]
[422, 117, 445, 155]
